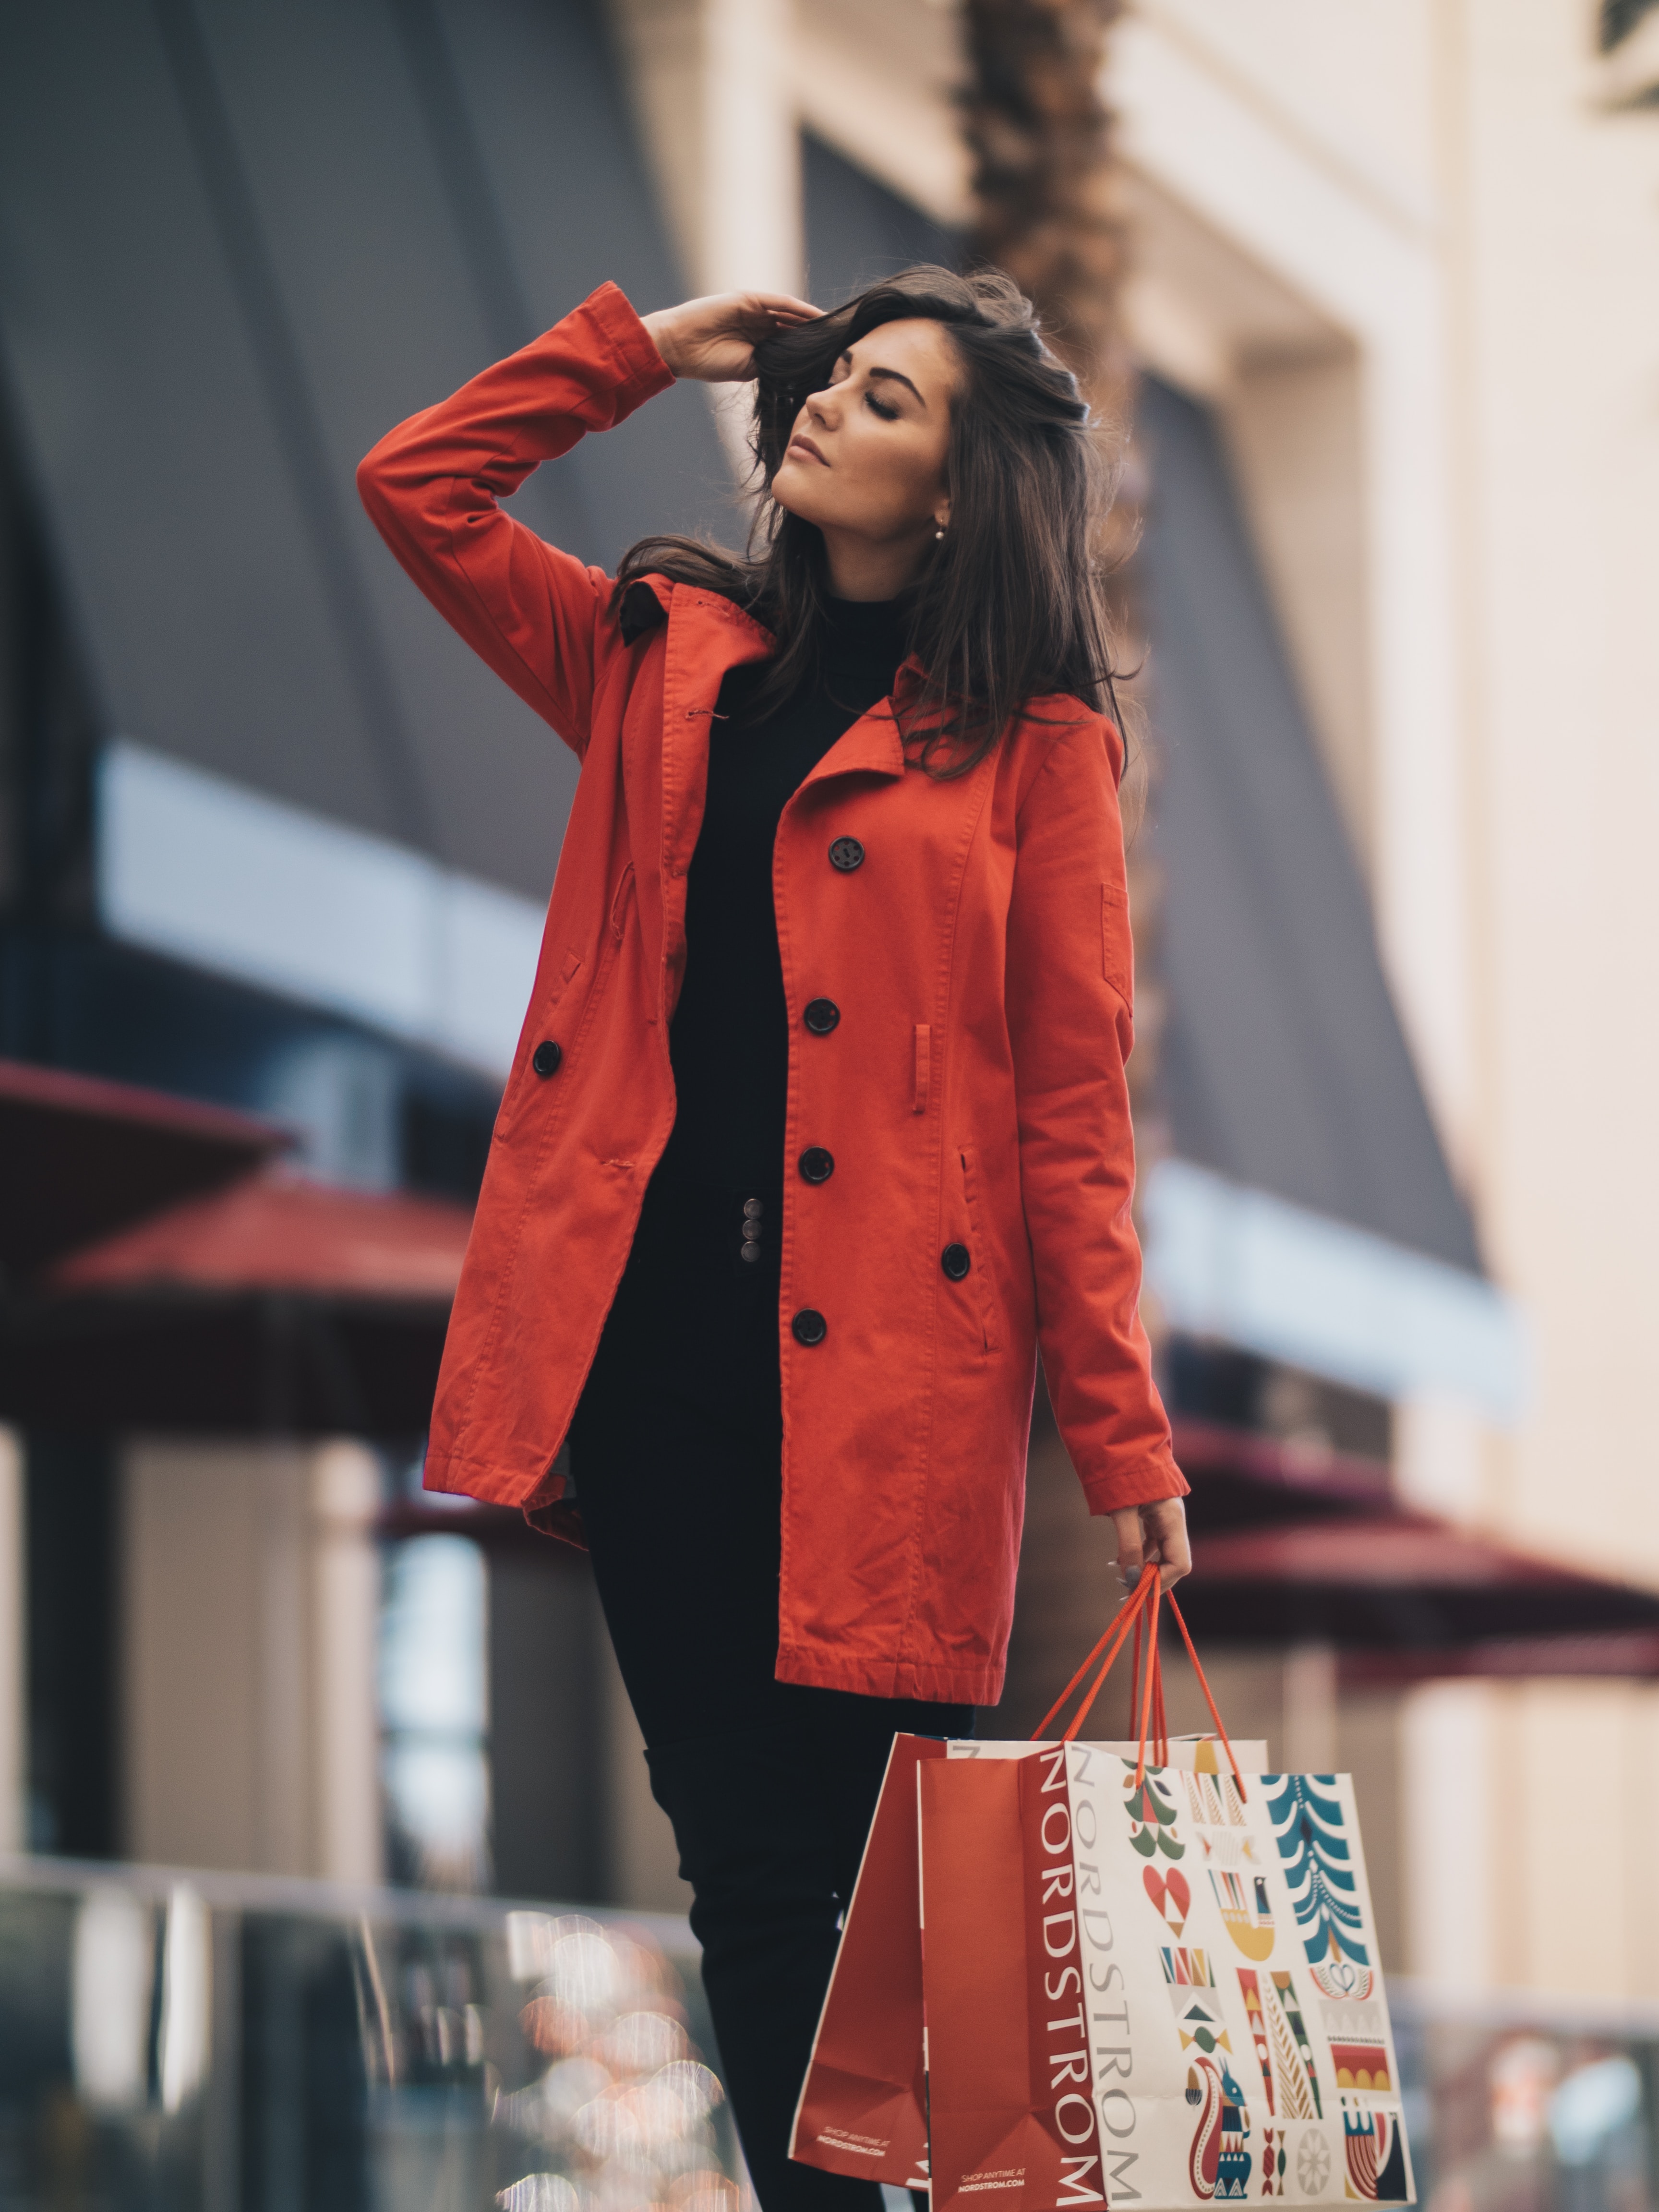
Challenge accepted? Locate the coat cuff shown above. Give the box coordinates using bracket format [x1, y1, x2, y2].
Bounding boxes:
[575, 280, 677, 419]
[1078, 1449, 1190, 1518]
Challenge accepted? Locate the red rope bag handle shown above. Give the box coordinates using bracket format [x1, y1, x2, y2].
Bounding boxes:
[1033, 1575, 1247, 1802]
[1032, 1567, 1157, 1742]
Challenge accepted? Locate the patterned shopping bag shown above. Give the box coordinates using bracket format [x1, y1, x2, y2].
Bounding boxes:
[792, 1573, 1412, 2212]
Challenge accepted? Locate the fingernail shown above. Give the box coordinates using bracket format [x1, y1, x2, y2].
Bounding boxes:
[1120, 1565, 1142, 1590]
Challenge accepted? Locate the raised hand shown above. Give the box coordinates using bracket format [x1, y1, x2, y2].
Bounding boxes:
[641, 290, 824, 383]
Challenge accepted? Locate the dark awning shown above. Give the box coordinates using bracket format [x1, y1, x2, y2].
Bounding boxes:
[1136, 376, 1480, 1272]
[0, 1056, 288, 1279]
[0, 0, 731, 904]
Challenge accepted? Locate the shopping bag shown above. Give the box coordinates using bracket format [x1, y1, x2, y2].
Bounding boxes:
[789, 1730, 1262, 2192]
[793, 1573, 1413, 2212]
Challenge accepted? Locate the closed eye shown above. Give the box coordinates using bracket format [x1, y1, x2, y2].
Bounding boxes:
[865, 389, 899, 421]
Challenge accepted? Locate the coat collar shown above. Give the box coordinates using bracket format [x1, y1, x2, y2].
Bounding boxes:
[652, 577, 918, 788]
[800, 697, 907, 787]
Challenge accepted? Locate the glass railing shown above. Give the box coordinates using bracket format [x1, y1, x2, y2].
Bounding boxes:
[5, 1853, 1659, 2211]
[1390, 1981, 1659, 2212]
[0, 1854, 746, 2212]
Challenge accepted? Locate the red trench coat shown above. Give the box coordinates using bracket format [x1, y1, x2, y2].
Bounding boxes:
[358, 282, 1183, 1706]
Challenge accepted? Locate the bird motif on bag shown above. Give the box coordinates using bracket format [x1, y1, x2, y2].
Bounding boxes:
[1211, 1869, 1275, 1961]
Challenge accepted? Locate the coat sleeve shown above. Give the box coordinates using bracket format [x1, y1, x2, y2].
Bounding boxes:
[356, 281, 675, 757]
[1005, 719, 1187, 1516]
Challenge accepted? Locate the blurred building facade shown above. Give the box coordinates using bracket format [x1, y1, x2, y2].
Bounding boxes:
[0, 0, 731, 1916]
[2, 0, 1659, 2017]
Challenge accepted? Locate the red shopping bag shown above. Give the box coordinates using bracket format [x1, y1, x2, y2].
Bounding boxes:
[919, 1745, 1113, 2212]
[787, 1731, 944, 2189]
[917, 1575, 1203, 2212]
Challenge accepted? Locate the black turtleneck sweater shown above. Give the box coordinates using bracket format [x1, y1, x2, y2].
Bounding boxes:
[661, 595, 909, 1193]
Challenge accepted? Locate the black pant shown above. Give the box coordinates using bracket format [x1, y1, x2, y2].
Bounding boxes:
[570, 1158, 973, 2212]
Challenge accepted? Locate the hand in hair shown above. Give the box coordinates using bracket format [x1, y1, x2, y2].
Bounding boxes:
[642, 292, 823, 384]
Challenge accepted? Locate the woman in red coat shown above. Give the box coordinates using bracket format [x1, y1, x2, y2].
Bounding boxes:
[360, 267, 1190, 2212]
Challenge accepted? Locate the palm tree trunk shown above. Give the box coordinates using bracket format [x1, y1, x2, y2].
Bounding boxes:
[961, 0, 1132, 438]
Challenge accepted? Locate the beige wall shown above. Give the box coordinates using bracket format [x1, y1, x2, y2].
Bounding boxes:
[122, 1439, 382, 1882]
[1446, 0, 1659, 1583]
[1403, 1678, 1659, 1997]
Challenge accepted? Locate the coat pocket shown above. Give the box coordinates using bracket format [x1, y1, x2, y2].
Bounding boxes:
[1101, 879, 1133, 1003]
[608, 862, 637, 949]
[569, 863, 636, 1034]
[957, 1145, 999, 1354]
[913, 1023, 932, 1115]
[551, 865, 635, 1064]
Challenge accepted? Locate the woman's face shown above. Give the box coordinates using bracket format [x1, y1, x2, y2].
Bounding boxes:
[769, 317, 958, 561]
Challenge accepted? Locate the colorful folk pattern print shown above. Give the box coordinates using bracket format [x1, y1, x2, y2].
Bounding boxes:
[1263, 1777, 1369, 1968]
[1270, 1974, 1324, 2120]
[1295, 2129, 1332, 2197]
[1197, 1828, 1262, 1875]
[1238, 1971, 1277, 2115]
[1183, 1769, 1250, 1827]
[1264, 1973, 1320, 2120]
[1212, 1869, 1277, 1961]
[1072, 1756, 1404, 2201]
[1342, 2107, 1408, 2201]
[1127, 1764, 1187, 1860]
[1163, 1945, 1219, 1987]
[1310, 1962, 1373, 2002]
[1147, 1865, 1194, 1935]
[1322, 2003, 1392, 2093]
[1262, 2127, 1286, 2198]
[1164, 1947, 1231, 2056]
[1187, 2055, 1254, 2200]
[1170, 1989, 1234, 2057]
[1168, 1955, 1238, 2053]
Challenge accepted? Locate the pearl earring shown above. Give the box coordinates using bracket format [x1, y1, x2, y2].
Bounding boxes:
[934, 524, 947, 541]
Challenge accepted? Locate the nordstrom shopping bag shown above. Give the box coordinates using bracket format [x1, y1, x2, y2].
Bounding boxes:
[793, 1574, 1412, 2211]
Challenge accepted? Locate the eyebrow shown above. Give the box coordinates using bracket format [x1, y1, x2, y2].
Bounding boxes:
[839, 350, 926, 406]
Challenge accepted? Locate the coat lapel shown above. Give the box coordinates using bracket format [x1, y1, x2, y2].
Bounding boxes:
[656, 584, 774, 1018]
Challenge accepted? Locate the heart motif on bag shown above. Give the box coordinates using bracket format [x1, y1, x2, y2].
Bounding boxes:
[1144, 1865, 1191, 1936]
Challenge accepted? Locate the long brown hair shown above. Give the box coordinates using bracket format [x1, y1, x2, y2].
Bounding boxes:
[614, 266, 1127, 777]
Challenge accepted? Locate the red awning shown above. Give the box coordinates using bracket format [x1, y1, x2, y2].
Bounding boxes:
[0, 1057, 289, 1278]
[1174, 1505, 1659, 1667]
[49, 1168, 472, 1300]
[1193, 1515, 1584, 1588]
[1170, 1416, 1392, 1527]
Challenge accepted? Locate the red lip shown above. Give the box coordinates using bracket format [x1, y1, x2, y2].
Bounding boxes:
[787, 433, 829, 466]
